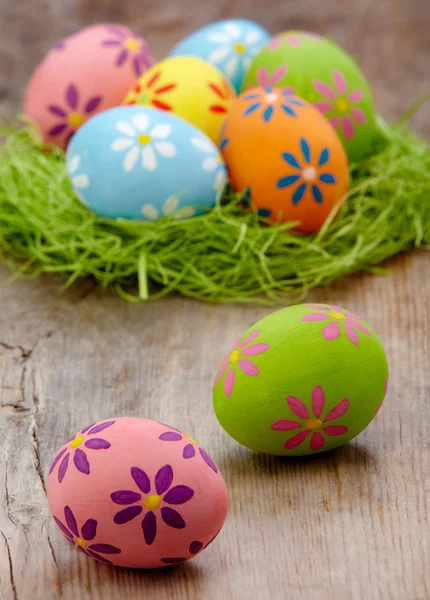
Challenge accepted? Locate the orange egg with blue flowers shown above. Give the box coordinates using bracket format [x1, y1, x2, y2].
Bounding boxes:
[221, 87, 349, 233]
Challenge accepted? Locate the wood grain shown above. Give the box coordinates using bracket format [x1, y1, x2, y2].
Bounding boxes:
[0, 1, 429, 599]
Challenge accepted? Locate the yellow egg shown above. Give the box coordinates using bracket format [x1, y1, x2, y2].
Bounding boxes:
[123, 56, 235, 143]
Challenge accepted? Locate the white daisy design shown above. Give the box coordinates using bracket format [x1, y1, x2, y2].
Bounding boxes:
[207, 22, 263, 78]
[141, 196, 196, 221]
[110, 113, 177, 173]
[191, 136, 227, 194]
[67, 154, 90, 190]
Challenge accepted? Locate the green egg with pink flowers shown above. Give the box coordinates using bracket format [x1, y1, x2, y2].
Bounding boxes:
[242, 31, 377, 162]
[212, 304, 388, 456]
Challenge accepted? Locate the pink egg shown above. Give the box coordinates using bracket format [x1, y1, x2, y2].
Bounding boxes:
[47, 417, 228, 569]
[24, 24, 154, 149]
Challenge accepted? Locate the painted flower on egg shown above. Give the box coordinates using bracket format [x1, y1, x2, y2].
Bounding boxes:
[207, 21, 263, 79]
[214, 329, 270, 398]
[158, 426, 218, 473]
[256, 66, 293, 91]
[49, 420, 115, 483]
[47, 84, 102, 144]
[54, 505, 121, 564]
[101, 25, 153, 77]
[271, 385, 349, 450]
[312, 70, 367, 140]
[243, 88, 304, 122]
[67, 154, 89, 193]
[141, 196, 196, 221]
[111, 465, 194, 545]
[125, 70, 177, 111]
[277, 138, 337, 205]
[191, 136, 227, 193]
[300, 304, 371, 346]
[208, 80, 232, 114]
[110, 113, 177, 173]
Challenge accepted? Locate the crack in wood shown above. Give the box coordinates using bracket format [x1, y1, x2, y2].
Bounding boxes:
[31, 423, 46, 494]
[1, 530, 17, 600]
[47, 536, 58, 567]
[4, 465, 16, 525]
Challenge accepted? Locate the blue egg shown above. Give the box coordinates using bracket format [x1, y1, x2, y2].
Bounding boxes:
[66, 106, 227, 221]
[169, 19, 270, 93]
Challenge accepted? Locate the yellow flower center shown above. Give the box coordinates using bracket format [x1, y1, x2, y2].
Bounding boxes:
[305, 418, 323, 429]
[230, 350, 239, 363]
[76, 538, 87, 549]
[335, 98, 349, 113]
[184, 434, 198, 446]
[234, 42, 246, 54]
[143, 495, 162, 510]
[70, 435, 83, 448]
[138, 133, 152, 146]
[329, 310, 345, 320]
[139, 92, 149, 104]
[125, 38, 140, 52]
[68, 112, 84, 129]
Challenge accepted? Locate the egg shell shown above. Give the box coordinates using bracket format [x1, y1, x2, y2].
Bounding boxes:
[123, 56, 235, 144]
[221, 88, 348, 233]
[169, 19, 270, 93]
[213, 304, 389, 456]
[67, 105, 227, 221]
[47, 417, 228, 569]
[242, 31, 376, 162]
[24, 24, 154, 149]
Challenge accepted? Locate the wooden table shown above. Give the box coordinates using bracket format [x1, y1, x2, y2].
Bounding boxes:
[0, 2, 429, 599]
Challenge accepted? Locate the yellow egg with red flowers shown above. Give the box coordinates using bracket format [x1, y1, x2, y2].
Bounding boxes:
[221, 87, 349, 233]
[124, 56, 236, 144]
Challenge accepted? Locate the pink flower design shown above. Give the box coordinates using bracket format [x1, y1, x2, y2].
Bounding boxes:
[47, 84, 102, 146]
[271, 385, 349, 450]
[214, 330, 270, 399]
[312, 70, 367, 140]
[101, 25, 153, 77]
[268, 35, 283, 51]
[375, 378, 388, 415]
[300, 304, 371, 346]
[285, 31, 321, 47]
[257, 66, 294, 92]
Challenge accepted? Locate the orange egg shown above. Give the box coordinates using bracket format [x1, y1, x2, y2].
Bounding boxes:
[221, 87, 349, 233]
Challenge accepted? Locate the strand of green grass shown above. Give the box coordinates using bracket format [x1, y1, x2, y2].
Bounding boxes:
[0, 116, 428, 303]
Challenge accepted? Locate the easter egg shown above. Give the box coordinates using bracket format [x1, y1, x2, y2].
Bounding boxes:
[221, 88, 348, 233]
[169, 19, 270, 93]
[123, 56, 235, 144]
[242, 31, 376, 162]
[67, 105, 227, 220]
[47, 417, 228, 569]
[213, 304, 389, 457]
[24, 24, 154, 149]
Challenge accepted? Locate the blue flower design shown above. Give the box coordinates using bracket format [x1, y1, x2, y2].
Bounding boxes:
[241, 187, 271, 218]
[220, 137, 230, 151]
[243, 88, 305, 122]
[277, 138, 337, 205]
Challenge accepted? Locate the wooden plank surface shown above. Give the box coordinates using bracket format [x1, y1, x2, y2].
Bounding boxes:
[0, 1, 429, 599]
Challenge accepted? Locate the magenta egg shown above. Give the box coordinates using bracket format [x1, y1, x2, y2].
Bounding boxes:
[24, 24, 154, 149]
[47, 417, 228, 569]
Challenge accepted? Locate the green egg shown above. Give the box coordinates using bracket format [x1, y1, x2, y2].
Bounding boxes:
[213, 304, 389, 456]
[242, 31, 377, 162]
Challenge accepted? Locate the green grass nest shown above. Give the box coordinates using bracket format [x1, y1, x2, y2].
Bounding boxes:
[0, 116, 429, 304]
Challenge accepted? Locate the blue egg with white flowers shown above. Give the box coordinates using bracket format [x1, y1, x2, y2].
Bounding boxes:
[169, 19, 270, 93]
[66, 106, 227, 221]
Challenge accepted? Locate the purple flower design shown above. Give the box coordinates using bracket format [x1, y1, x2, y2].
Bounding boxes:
[158, 428, 218, 473]
[49, 420, 115, 483]
[47, 84, 102, 145]
[101, 25, 153, 77]
[111, 465, 194, 545]
[161, 541, 204, 564]
[54, 506, 121, 564]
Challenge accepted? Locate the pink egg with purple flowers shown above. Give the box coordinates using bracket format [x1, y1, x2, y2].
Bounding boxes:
[47, 417, 228, 569]
[24, 24, 154, 149]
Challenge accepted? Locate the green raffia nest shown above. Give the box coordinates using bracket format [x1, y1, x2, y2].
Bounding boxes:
[0, 117, 429, 304]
